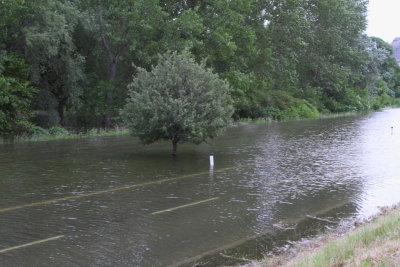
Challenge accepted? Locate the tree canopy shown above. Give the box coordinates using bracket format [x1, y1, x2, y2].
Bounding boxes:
[1, 0, 399, 140]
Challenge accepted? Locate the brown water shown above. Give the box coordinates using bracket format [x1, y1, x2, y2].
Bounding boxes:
[1, 109, 400, 266]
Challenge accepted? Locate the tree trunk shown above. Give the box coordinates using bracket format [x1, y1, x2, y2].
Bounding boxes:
[108, 56, 118, 81]
[100, 22, 121, 129]
[103, 90, 114, 129]
[102, 56, 119, 129]
[58, 98, 67, 127]
[172, 140, 178, 157]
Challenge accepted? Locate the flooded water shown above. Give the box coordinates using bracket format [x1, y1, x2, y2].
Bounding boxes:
[2, 108, 400, 266]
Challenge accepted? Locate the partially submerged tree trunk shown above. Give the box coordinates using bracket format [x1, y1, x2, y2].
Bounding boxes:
[172, 140, 178, 157]
[57, 97, 67, 127]
[102, 90, 114, 129]
[172, 136, 179, 157]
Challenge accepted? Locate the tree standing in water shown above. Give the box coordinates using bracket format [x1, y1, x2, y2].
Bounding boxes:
[120, 51, 233, 156]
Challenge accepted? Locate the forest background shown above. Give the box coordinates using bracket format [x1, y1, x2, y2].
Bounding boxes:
[1, 0, 399, 136]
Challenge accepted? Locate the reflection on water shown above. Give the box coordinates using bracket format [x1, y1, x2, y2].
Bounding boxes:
[1, 109, 400, 266]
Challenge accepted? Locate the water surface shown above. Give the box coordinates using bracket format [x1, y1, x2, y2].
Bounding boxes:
[1, 109, 400, 266]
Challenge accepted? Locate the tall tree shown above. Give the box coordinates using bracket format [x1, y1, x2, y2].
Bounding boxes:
[186, 0, 271, 118]
[81, 0, 166, 128]
[0, 52, 36, 135]
[358, 36, 400, 96]
[21, 0, 85, 126]
[263, 0, 309, 93]
[299, 0, 368, 105]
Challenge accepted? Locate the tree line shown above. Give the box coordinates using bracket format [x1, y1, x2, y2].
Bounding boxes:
[1, 0, 399, 136]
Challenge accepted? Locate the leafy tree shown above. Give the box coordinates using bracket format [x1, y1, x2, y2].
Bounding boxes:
[357, 36, 400, 97]
[0, 52, 36, 135]
[80, 0, 166, 128]
[1, 0, 399, 134]
[370, 37, 400, 96]
[120, 51, 233, 156]
[264, 0, 309, 93]
[0, 77, 36, 135]
[21, 0, 85, 126]
[298, 0, 368, 107]
[184, 0, 271, 119]
[161, 8, 205, 53]
[0, 0, 33, 54]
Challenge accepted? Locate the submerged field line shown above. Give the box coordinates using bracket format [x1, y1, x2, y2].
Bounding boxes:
[169, 200, 350, 267]
[151, 197, 219, 215]
[0, 164, 251, 213]
[0, 235, 64, 254]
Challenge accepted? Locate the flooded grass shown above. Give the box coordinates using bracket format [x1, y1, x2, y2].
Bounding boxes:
[0, 110, 372, 144]
[253, 205, 400, 267]
[234, 110, 365, 126]
[0, 128, 129, 144]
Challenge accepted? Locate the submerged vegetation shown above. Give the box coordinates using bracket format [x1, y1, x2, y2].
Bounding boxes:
[1, 0, 400, 139]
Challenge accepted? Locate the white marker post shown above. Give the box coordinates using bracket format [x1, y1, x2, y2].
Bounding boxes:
[391, 126, 394, 135]
[209, 153, 214, 168]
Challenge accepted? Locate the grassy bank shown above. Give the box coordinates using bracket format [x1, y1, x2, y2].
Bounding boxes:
[0, 110, 370, 144]
[234, 110, 364, 126]
[0, 127, 129, 144]
[253, 206, 400, 267]
[0, 108, 393, 144]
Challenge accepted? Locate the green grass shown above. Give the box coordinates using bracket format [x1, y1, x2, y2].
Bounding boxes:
[255, 206, 400, 267]
[234, 110, 363, 126]
[0, 127, 129, 144]
[316, 111, 365, 120]
[0, 109, 383, 144]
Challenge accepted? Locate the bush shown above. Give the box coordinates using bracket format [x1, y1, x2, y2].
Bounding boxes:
[32, 109, 60, 128]
[371, 93, 392, 110]
[29, 126, 49, 136]
[276, 103, 319, 121]
[0, 76, 37, 135]
[87, 128, 99, 136]
[294, 86, 325, 111]
[324, 88, 372, 112]
[48, 126, 69, 136]
[255, 90, 319, 121]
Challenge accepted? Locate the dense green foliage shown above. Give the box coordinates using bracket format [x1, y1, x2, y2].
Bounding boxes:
[0, 52, 36, 135]
[120, 51, 233, 155]
[1, 0, 400, 137]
